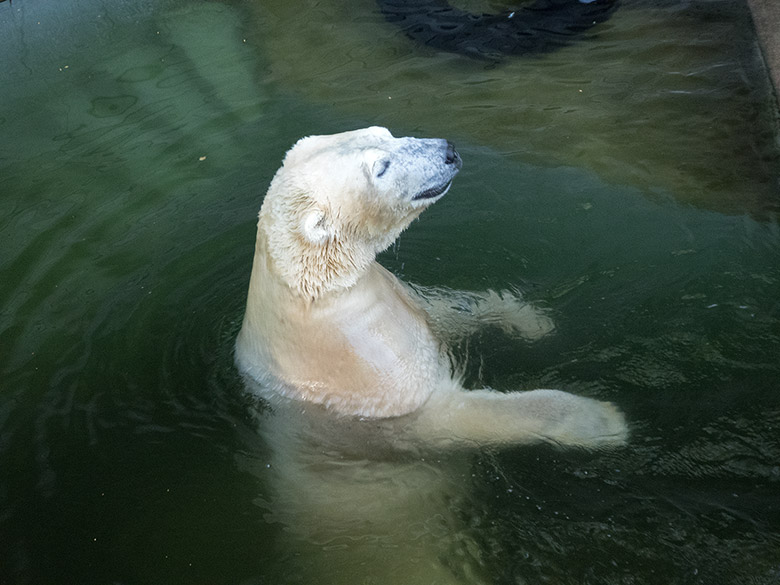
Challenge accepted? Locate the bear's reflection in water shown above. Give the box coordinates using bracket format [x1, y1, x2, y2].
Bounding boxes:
[242, 390, 494, 585]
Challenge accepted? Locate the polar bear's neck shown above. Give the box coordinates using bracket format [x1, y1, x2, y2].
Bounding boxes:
[259, 215, 387, 300]
[256, 180, 419, 300]
[291, 233, 376, 299]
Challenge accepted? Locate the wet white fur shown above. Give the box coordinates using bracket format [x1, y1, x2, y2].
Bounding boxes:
[235, 126, 627, 448]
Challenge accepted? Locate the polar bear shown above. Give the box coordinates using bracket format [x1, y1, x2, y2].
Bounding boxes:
[235, 127, 627, 585]
[235, 126, 626, 448]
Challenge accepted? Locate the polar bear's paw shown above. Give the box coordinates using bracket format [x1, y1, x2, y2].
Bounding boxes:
[419, 387, 628, 449]
[529, 390, 629, 448]
[413, 286, 555, 343]
[477, 289, 555, 341]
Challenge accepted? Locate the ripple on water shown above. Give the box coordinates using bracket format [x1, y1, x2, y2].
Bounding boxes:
[88, 95, 139, 118]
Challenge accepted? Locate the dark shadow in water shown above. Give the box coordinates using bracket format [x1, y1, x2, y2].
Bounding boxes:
[379, 0, 618, 59]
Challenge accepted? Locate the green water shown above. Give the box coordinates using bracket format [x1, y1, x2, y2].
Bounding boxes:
[1, 0, 779, 583]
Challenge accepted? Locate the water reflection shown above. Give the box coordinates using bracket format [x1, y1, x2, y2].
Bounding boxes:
[239, 400, 493, 585]
[379, 0, 619, 58]
[251, 0, 780, 215]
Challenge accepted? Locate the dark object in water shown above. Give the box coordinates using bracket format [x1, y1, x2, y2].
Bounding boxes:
[379, 0, 618, 58]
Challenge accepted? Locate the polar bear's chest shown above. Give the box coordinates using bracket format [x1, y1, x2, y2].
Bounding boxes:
[284, 278, 448, 417]
[339, 307, 408, 377]
[239, 264, 448, 418]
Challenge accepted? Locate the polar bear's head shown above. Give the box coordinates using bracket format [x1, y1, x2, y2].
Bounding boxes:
[258, 127, 462, 299]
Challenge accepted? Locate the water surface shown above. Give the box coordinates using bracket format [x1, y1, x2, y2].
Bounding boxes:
[1, 0, 779, 583]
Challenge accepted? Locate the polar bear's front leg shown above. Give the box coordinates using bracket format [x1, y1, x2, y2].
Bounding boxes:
[411, 286, 555, 344]
[412, 387, 628, 449]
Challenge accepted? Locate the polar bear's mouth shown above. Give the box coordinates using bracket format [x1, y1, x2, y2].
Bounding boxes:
[412, 180, 453, 202]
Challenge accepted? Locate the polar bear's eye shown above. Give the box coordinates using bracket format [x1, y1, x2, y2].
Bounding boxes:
[375, 159, 391, 178]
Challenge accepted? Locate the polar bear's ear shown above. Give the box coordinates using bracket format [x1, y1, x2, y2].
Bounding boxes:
[301, 209, 333, 245]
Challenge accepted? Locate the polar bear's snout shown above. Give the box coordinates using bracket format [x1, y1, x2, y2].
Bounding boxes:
[422, 140, 460, 201]
[411, 140, 461, 202]
[444, 141, 461, 168]
[393, 137, 462, 204]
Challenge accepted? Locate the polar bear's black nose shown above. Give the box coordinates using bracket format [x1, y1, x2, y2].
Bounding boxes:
[445, 142, 461, 167]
